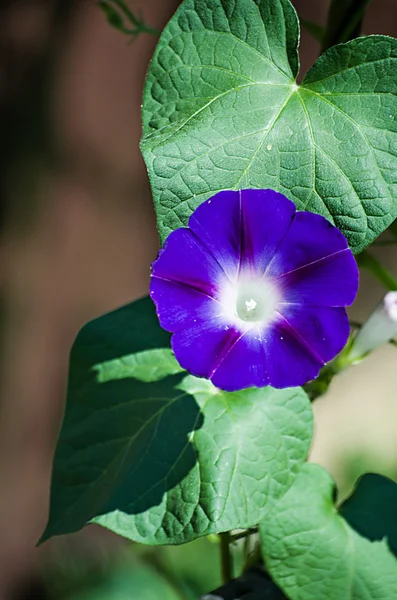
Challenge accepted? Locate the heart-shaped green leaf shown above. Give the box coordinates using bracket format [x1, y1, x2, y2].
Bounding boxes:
[260, 464, 397, 600]
[141, 0, 397, 253]
[42, 297, 313, 544]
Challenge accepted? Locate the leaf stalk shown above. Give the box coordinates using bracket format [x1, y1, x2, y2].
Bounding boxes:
[220, 531, 233, 584]
[321, 0, 372, 52]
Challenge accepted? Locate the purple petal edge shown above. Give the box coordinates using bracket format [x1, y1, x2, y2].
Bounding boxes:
[188, 189, 296, 277]
[150, 188, 359, 392]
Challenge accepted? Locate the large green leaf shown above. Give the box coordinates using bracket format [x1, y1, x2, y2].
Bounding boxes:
[259, 464, 397, 600]
[42, 297, 313, 544]
[340, 473, 397, 557]
[68, 296, 171, 382]
[141, 0, 397, 253]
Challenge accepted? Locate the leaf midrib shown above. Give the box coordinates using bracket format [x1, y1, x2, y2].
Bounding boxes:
[144, 81, 293, 151]
[150, 78, 394, 220]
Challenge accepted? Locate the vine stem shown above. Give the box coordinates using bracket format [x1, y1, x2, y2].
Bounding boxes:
[321, 0, 372, 52]
[99, 0, 160, 37]
[230, 528, 258, 543]
[356, 251, 397, 291]
[220, 532, 233, 584]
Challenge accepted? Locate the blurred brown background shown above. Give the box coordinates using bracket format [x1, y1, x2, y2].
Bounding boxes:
[1, 0, 397, 598]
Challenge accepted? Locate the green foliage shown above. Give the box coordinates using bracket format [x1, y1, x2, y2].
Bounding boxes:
[300, 18, 325, 43]
[99, 2, 127, 33]
[340, 473, 397, 556]
[322, 0, 371, 51]
[141, 0, 397, 254]
[42, 537, 222, 600]
[98, 0, 159, 37]
[95, 376, 312, 544]
[260, 464, 397, 600]
[42, 296, 312, 545]
[44, 1, 397, 596]
[156, 538, 223, 598]
[68, 565, 181, 600]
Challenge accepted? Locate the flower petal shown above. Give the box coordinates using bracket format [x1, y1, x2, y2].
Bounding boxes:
[264, 320, 325, 388]
[239, 189, 296, 273]
[210, 305, 342, 390]
[171, 319, 241, 380]
[151, 228, 228, 299]
[188, 189, 296, 279]
[188, 190, 241, 280]
[150, 188, 359, 392]
[210, 329, 269, 391]
[267, 211, 358, 306]
[276, 305, 350, 364]
[150, 277, 222, 333]
[268, 210, 349, 274]
[277, 250, 358, 307]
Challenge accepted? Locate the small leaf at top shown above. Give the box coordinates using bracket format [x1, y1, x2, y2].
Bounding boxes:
[99, 2, 128, 33]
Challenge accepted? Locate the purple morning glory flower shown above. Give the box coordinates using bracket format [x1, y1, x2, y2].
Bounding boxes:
[150, 189, 359, 392]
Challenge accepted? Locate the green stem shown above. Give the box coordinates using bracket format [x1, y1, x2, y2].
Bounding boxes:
[99, 0, 160, 37]
[112, 0, 160, 35]
[242, 545, 262, 574]
[243, 532, 251, 559]
[220, 532, 233, 584]
[111, 0, 140, 25]
[349, 319, 362, 330]
[230, 528, 258, 543]
[303, 361, 338, 400]
[321, 0, 372, 52]
[300, 18, 325, 44]
[357, 250, 397, 291]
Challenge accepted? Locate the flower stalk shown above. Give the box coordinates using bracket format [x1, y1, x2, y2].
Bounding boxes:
[321, 0, 372, 52]
[220, 531, 233, 584]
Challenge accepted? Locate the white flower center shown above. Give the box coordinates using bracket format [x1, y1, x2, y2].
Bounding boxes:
[220, 273, 280, 329]
[242, 298, 258, 314]
[236, 280, 278, 323]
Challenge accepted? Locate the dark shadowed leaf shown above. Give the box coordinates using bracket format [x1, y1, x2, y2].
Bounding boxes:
[340, 472, 397, 557]
[43, 297, 312, 545]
